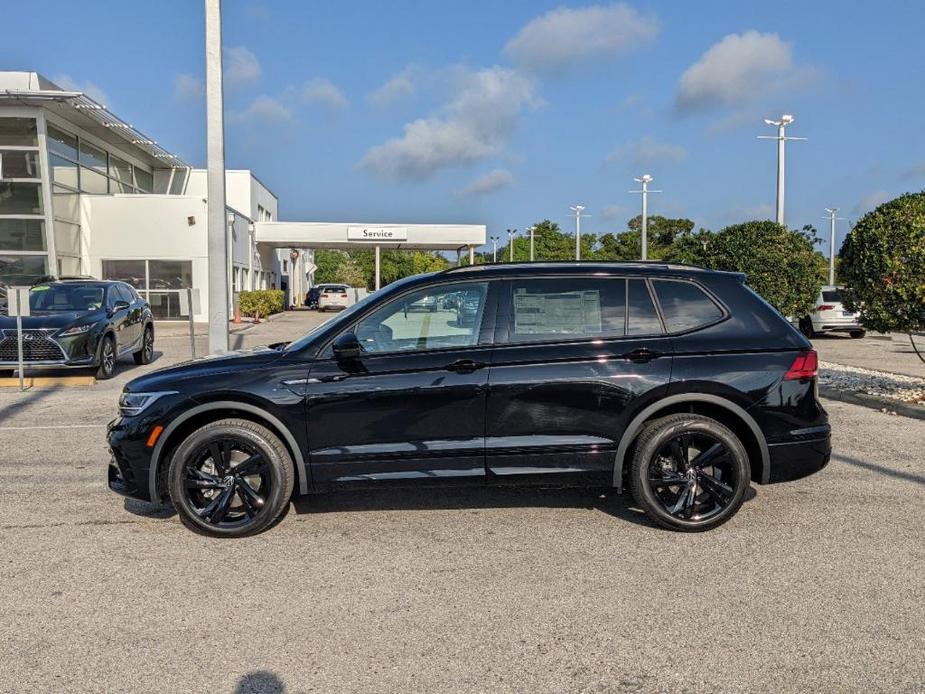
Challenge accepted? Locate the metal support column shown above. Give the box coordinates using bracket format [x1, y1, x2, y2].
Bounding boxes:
[374, 245, 381, 291]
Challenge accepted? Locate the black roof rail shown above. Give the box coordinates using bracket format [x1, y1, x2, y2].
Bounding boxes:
[442, 260, 712, 273]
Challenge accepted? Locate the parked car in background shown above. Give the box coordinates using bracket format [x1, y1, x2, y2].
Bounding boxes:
[799, 286, 865, 338]
[108, 262, 830, 537]
[0, 279, 154, 379]
[317, 284, 351, 311]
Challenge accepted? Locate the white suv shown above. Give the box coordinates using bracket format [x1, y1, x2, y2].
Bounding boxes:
[799, 285, 865, 339]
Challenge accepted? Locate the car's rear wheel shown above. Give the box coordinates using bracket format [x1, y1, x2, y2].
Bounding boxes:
[95, 335, 117, 380]
[629, 414, 750, 532]
[133, 325, 154, 365]
[850, 330, 866, 339]
[168, 418, 294, 537]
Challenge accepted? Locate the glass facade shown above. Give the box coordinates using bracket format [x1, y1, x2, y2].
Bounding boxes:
[102, 258, 192, 319]
[0, 116, 46, 287]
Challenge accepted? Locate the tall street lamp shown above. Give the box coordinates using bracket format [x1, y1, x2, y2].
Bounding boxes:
[507, 228, 518, 262]
[569, 205, 588, 260]
[527, 225, 536, 261]
[491, 235, 500, 263]
[629, 175, 661, 260]
[758, 114, 806, 226]
[824, 207, 845, 286]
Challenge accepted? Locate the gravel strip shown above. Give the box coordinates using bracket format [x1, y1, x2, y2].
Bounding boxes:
[819, 360, 925, 405]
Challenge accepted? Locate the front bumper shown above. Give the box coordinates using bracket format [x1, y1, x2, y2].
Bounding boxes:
[107, 415, 157, 502]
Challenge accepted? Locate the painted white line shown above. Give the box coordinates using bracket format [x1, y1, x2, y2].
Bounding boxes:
[0, 424, 108, 431]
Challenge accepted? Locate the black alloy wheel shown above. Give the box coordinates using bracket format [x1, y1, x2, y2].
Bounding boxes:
[133, 326, 154, 365]
[168, 419, 294, 537]
[630, 414, 750, 531]
[95, 335, 116, 380]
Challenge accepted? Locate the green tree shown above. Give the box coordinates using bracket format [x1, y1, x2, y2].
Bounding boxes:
[696, 220, 826, 317]
[840, 191, 925, 361]
[595, 216, 699, 261]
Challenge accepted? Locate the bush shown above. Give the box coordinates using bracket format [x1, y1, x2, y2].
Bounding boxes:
[840, 192, 925, 349]
[239, 289, 285, 318]
[696, 220, 826, 317]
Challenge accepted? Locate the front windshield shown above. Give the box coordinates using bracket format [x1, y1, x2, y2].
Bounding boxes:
[30, 284, 105, 312]
[286, 273, 434, 353]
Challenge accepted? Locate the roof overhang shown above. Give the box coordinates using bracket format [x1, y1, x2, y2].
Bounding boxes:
[254, 222, 486, 251]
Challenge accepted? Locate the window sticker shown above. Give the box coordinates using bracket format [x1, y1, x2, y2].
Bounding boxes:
[513, 289, 602, 335]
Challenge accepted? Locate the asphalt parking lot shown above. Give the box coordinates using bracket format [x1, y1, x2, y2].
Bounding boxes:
[0, 313, 923, 693]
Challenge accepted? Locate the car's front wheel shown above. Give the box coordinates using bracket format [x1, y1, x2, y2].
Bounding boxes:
[168, 418, 294, 537]
[629, 414, 750, 532]
[95, 335, 117, 380]
[133, 325, 154, 365]
[850, 330, 866, 339]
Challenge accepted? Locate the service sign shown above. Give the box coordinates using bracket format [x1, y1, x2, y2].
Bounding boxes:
[347, 226, 408, 242]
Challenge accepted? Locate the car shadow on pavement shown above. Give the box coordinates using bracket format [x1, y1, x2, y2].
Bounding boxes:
[122, 497, 176, 519]
[288, 485, 758, 529]
[832, 453, 925, 486]
[233, 670, 285, 694]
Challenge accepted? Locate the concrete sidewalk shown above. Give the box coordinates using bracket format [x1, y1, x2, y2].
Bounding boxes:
[813, 332, 924, 378]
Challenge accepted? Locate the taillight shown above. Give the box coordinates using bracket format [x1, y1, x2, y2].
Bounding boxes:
[816, 304, 835, 311]
[340, 293, 348, 298]
[784, 350, 818, 380]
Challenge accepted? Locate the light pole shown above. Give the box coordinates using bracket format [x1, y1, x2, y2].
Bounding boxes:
[569, 206, 588, 260]
[824, 207, 845, 286]
[205, 0, 229, 353]
[507, 228, 518, 262]
[491, 236, 499, 262]
[629, 175, 661, 260]
[758, 114, 807, 226]
[527, 225, 536, 261]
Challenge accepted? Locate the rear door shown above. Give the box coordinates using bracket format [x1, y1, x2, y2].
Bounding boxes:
[485, 276, 673, 485]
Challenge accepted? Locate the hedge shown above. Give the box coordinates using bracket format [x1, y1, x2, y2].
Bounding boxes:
[239, 289, 285, 318]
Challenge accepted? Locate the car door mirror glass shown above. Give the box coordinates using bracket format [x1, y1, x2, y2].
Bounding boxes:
[332, 331, 362, 361]
[112, 300, 130, 313]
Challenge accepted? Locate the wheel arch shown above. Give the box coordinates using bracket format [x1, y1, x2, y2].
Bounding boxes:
[613, 394, 770, 491]
[148, 400, 309, 503]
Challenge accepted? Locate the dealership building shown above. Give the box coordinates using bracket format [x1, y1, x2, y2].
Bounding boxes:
[0, 71, 485, 321]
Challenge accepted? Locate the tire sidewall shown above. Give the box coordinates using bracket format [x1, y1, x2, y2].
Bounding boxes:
[632, 417, 750, 531]
[168, 421, 292, 538]
[96, 335, 116, 379]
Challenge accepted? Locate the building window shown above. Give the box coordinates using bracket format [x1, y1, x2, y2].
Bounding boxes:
[0, 219, 46, 252]
[135, 167, 153, 193]
[0, 254, 47, 285]
[102, 258, 193, 320]
[47, 125, 78, 159]
[0, 182, 43, 214]
[0, 151, 41, 179]
[0, 117, 38, 147]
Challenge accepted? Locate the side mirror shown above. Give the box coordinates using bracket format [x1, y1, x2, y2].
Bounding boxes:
[111, 300, 130, 314]
[332, 331, 362, 361]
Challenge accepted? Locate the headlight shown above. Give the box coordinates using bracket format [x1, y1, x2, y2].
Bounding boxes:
[58, 323, 94, 337]
[119, 391, 177, 416]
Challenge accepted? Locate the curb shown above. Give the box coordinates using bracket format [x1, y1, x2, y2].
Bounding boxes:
[820, 386, 925, 421]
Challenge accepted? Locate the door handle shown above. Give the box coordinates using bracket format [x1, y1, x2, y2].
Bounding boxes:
[446, 359, 486, 373]
[621, 347, 662, 362]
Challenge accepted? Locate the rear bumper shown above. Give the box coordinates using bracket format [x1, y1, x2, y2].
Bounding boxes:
[766, 432, 831, 483]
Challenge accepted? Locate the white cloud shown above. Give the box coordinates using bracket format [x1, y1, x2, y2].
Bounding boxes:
[228, 95, 291, 124]
[458, 169, 515, 196]
[606, 136, 687, 168]
[359, 66, 539, 181]
[855, 190, 893, 214]
[367, 68, 416, 107]
[291, 78, 349, 110]
[173, 73, 203, 101]
[224, 46, 261, 87]
[52, 74, 110, 105]
[675, 31, 815, 113]
[504, 3, 658, 74]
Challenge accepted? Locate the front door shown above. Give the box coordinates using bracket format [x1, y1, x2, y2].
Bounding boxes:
[486, 276, 674, 485]
[305, 280, 496, 488]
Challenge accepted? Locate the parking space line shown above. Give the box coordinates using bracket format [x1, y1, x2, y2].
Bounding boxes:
[0, 424, 108, 431]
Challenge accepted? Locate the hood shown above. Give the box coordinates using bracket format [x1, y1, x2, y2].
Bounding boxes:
[0, 310, 102, 331]
[124, 344, 287, 393]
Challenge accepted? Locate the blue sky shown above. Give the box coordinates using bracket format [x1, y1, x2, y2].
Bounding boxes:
[5, 1, 924, 253]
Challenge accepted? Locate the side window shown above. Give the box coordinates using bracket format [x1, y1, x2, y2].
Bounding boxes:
[627, 279, 662, 335]
[116, 285, 134, 304]
[354, 282, 488, 354]
[653, 280, 723, 333]
[509, 278, 626, 342]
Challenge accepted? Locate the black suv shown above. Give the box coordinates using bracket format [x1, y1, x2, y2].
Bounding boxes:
[108, 263, 830, 537]
[0, 279, 154, 380]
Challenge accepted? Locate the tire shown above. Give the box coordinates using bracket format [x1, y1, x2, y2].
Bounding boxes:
[850, 330, 866, 339]
[0, 369, 13, 379]
[133, 325, 154, 365]
[799, 317, 815, 339]
[629, 414, 750, 532]
[168, 418, 294, 538]
[95, 335, 117, 380]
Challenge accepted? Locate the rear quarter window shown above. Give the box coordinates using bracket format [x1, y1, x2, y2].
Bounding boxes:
[652, 280, 724, 333]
